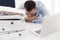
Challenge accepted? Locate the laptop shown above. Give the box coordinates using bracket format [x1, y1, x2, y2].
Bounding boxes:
[30, 15, 58, 37]
[40, 15, 58, 37]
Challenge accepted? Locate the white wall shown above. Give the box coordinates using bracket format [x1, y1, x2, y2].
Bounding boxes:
[15, 0, 26, 8]
[54, 0, 60, 14]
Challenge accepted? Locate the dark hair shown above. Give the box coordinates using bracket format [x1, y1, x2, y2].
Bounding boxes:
[24, 1, 36, 12]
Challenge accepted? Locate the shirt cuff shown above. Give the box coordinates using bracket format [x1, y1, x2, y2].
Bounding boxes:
[32, 20, 42, 24]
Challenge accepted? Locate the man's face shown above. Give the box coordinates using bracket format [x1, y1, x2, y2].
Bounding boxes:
[25, 9, 36, 17]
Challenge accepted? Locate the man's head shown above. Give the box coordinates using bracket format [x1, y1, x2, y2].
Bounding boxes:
[24, 1, 36, 17]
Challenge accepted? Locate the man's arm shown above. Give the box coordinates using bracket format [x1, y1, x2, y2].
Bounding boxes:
[31, 1, 48, 24]
[36, 1, 49, 17]
[25, 16, 37, 22]
[32, 15, 43, 24]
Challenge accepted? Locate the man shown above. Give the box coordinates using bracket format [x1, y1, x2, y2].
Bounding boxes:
[19, 0, 48, 24]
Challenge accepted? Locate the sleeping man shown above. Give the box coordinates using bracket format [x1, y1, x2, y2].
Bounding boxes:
[19, 1, 48, 24]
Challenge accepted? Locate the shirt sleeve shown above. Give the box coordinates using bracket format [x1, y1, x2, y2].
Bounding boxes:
[32, 1, 48, 24]
[32, 15, 43, 24]
[36, 1, 49, 17]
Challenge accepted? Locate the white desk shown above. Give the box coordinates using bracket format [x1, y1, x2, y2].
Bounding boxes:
[0, 20, 42, 40]
[0, 28, 60, 40]
[0, 17, 59, 40]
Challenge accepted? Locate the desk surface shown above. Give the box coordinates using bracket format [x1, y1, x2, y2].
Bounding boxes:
[0, 19, 59, 40]
[20, 20, 42, 30]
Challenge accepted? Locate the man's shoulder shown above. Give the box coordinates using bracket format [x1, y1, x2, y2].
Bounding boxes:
[35, 1, 44, 7]
[35, 1, 42, 3]
[35, 1, 43, 5]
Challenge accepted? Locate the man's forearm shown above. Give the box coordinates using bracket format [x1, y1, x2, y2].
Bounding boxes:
[25, 16, 37, 22]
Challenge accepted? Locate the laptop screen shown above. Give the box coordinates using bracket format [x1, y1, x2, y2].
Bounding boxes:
[0, 0, 15, 8]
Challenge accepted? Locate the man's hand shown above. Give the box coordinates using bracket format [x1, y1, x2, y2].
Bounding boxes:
[25, 16, 37, 22]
